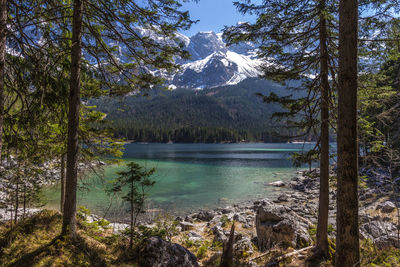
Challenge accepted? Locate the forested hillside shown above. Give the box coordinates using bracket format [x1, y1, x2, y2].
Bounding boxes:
[93, 78, 305, 143]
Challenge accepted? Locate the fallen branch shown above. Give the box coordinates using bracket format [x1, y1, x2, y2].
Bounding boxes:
[249, 250, 274, 261]
[249, 246, 313, 262]
[276, 246, 313, 261]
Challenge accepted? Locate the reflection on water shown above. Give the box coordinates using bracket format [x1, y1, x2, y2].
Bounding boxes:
[45, 143, 313, 215]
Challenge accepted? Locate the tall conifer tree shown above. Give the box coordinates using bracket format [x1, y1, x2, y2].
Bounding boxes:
[0, 0, 6, 161]
[336, 0, 359, 265]
[224, 0, 337, 257]
[57, 0, 193, 238]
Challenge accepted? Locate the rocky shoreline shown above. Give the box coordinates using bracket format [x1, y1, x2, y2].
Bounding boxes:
[2, 168, 399, 266]
[130, 168, 400, 266]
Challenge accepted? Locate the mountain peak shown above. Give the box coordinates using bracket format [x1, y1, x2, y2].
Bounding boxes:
[168, 31, 261, 89]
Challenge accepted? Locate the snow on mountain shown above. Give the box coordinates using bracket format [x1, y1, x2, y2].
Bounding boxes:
[170, 31, 262, 89]
[85, 27, 262, 89]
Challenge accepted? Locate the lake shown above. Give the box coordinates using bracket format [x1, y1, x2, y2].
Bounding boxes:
[45, 143, 312, 216]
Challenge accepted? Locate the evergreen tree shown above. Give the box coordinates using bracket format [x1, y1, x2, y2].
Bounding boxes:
[336, 0, 359, 265]
[224, 0, 338, 257]
[0, 0, 5, 161]
[107, 162, 155, 249]
[63, 0, 84, 239]
[55, 0, 194, 239]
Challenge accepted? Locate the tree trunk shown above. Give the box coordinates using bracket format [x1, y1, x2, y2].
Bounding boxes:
[23, 184, 26, 220]
[10, 204, 12, 228]
[336, 0, 360, 266]
[220, 223, 234, 267]
[14, 180, 18, 224]
[315, 0, 330, 257]
[62, 0, 83, 240]
[0, 0, 6, 161]
[130, 182, 134, 249]
[60, 153, 66, 213]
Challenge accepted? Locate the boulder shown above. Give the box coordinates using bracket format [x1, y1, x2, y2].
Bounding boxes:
[255, 202, 311, 251]
[212, 225, 228, 244]
[234, 237, 254, 258]
[360, 221, 399, 248]
[221, 207, 235, 214]
[180, 221, 195, 231]
[193, 210, 215, 221]
[233, 213, 247, 223]
[138, 237, 199, 267]
[380, 201, 397, 213]
[273, 194, 289, 203]
[269, 181, 285, 187]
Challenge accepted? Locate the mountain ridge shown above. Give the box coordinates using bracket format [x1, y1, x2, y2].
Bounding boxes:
[169, 31, 262, 89]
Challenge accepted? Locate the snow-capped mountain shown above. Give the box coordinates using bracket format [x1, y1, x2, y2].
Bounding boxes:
[170, 31, 262, 89]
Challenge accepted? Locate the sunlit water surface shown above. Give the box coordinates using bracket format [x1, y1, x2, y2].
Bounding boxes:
[45, 143, 313, 215]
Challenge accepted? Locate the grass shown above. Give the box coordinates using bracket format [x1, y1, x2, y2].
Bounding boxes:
[0, 210, 135, 267]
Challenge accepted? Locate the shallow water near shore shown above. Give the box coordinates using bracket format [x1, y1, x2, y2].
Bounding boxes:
[45, 143, 313, 216]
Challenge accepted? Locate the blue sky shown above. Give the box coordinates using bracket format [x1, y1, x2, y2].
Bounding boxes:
[180, 0, 256, 36]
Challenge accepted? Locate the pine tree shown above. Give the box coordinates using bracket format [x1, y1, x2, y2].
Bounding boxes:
[336, 0, 359, 265]
[224, 0, 338, 257]
[107, 162, 155, 249]
[56, 0, 193, 239]
[62, 0, 84, 239]
[0, 0, 6, 161]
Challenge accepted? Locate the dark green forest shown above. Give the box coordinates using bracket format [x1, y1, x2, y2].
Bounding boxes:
[93, 78, 307, 143]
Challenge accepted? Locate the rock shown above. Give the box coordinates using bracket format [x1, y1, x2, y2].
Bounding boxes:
[360, 190, 374, 200]
[255, 202, 311, 251]
[233, 213, 247, 223]
[273, 194, 289, 203]
[212, 225, 228, 244]
[138, 237, 199, 267]
[247, 261, 259, 267]
[380, 201, 397, 213]
[361, 221, 396, 239]
[208, 215, 222, 226]
[242, 221, 252, 229]
[188, 231, 203, 242]
[382, 216, 392, 222]
[360, 221, 399, 248]
[180, 221, 195, 231]
[234, 237, 254, 258]
[193, 210, 215, 221]
[269, 181, 285, 187]
[221, 207, 235, 214]
[184, 216, 194, 223]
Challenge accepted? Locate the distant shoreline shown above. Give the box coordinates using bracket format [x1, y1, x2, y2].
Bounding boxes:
[124, 140, 317, 144]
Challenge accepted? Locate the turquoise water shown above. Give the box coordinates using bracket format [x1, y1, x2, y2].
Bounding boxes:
[45, 143, 312, 215]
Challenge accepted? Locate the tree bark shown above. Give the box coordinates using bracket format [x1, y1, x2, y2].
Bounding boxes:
[130, 182, 134, 249]
[14, 181, 18, 224]
[0, 0, 7, 161]
[315, 0, 330, 257]
[23, 184, 26, 220]
[62, 0, 83, 240]
[336, 0, 360, 266]
[60, 153, 66, 213]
